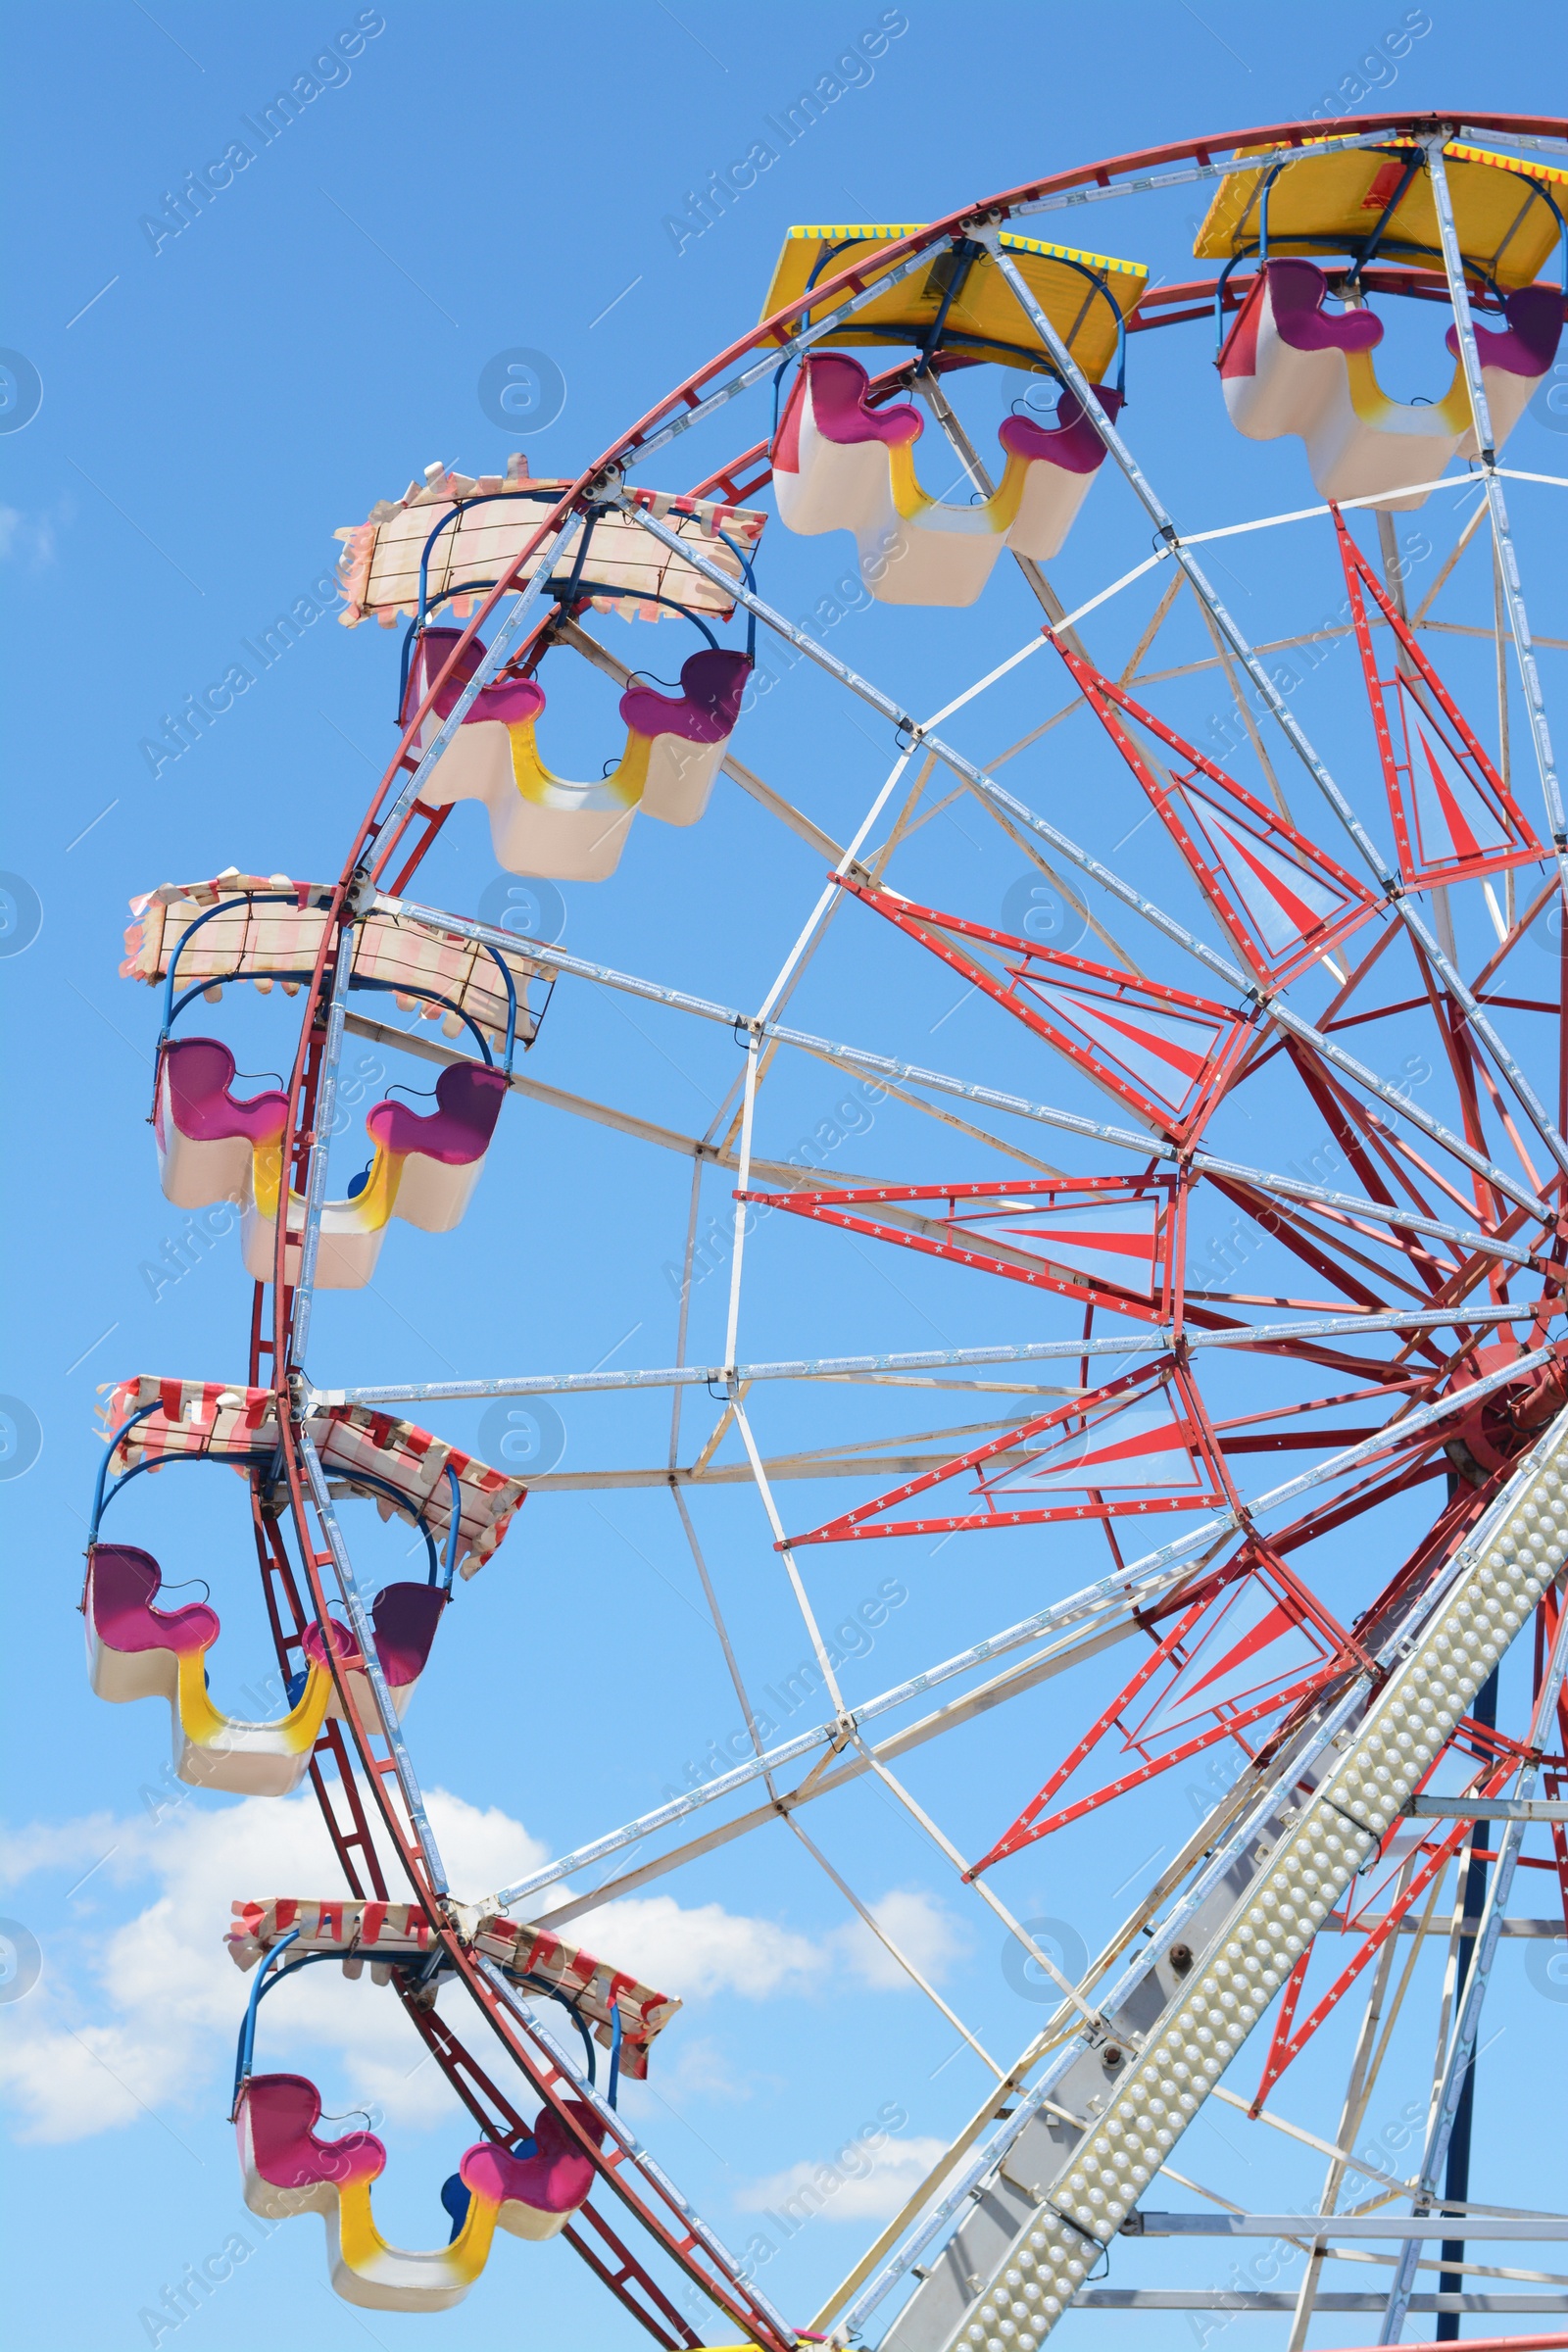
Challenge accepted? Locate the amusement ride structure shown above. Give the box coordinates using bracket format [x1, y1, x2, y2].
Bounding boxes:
[85, 110, 1568, 2347]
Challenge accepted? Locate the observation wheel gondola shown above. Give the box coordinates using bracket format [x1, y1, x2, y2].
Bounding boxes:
[85, 108, 1568, 2350]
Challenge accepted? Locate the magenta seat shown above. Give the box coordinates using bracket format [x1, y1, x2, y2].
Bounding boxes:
[472, 672, 547, 725]
[401, 629, 545, 729]
[998, 385, 1123, 474]
[1219, 257, 1560, 509]
[365, 1064, 509, 1165]
[164, 1038, 289, 1146]
[90, 1544, 220, 1656]
[619, 650, 752, 746]
[462, 2101, 605, 2218]
[402, 626, 482, 723]
[89, 1544, 360, 1795]
[368, 1583, 446, 1689]
[1446, 282, 1564, 376]
[298, 1615, 364, 1673]
[774, 346, 1123, 592]
[244, 2073, 386, 2190]
[774, 354, 923, 472]
[1266, 261, 1385, 354]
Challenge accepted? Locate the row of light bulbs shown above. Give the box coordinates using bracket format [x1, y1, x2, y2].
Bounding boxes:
[949, 1434, 1568, 2352]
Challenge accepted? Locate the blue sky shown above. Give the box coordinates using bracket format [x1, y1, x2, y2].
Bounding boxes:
[3, 5, 1568, 2349]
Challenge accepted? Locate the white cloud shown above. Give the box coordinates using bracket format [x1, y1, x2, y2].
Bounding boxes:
[0, 1788, 549, 2145]
[0, 2019, 158, 2142]
[645, 2034, 745, 2103]
[570, 1892, 821, 2000]
[0, 505, 58, 566]
[0, 1811, 124, 1885]
[565, 1883, 968, 2002]
[0, 1791, 966, 2149]
[835, 1886, 972, 1991]
[741, 2135, 953, 2222]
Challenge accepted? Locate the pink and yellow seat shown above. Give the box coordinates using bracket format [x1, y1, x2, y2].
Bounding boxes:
[756, 220, 1148, 605]
[1218, 259, 1561, 509]
[401, 628, 751, 880]
[154, 1035, 507, 1289]
[85, 1544, 443, 1795]
[237, 2071, 602, 2311]
[1196, 138, 1567, 509]
[773, 352, 1122, 605]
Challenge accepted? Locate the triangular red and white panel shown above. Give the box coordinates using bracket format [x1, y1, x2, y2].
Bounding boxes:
[1055, 646, 1379, 986]
[1180, 786, 1359, 963]
[1335, 509, 1543, 885]
[965, 1554, 1339, 1875]
[1014, 965, 1238, 1126]
[1405, 695, 1513, 866]
[993, 1190, 1164, 1301]
[737, 1177, 1172, 1320]
[1126, 1583, 1330, 1742]
[978, 1380, 1207, 1501]
[837, 877, 1251, 1143]
[784, 1359, 1228, 1545]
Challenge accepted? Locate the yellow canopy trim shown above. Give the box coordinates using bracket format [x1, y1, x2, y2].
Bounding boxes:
[758, 223, 1150, 380]
[1193, 138, 1567, 290]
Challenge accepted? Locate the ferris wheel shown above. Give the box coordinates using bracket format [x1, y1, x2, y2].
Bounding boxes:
[85, 107, 1568, 2350]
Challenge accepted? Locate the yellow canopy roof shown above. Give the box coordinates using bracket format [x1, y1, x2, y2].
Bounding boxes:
[1193, 138, 1568, 290]
[758, 224, 1149, 380]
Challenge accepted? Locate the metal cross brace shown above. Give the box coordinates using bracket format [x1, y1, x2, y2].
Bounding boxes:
[609, 506, 1548, 1220]
[973, 222, 1568, 1183]
[312, 1303, 1555, 1411]
[370, 880, 1539, 1267]
[481, 1348, 1551, 1917]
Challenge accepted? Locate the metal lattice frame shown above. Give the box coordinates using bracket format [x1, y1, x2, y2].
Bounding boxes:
[103, 106, 1568, 2350]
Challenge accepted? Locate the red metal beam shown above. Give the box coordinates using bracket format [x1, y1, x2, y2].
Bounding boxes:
[1055, 644, 1379, 988]
[782, 1356, 1226, 1547]
[1323, 2332, 1568, 2351]
[969, 1592, 1213, 1873]
[974, 1670, 1331, 1868]
[835, 874, 1253, 1147]
[1335, 506, 1542, 888]
[740, 1179, 1175, 1327]
[269, 1419, 799, 2352]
